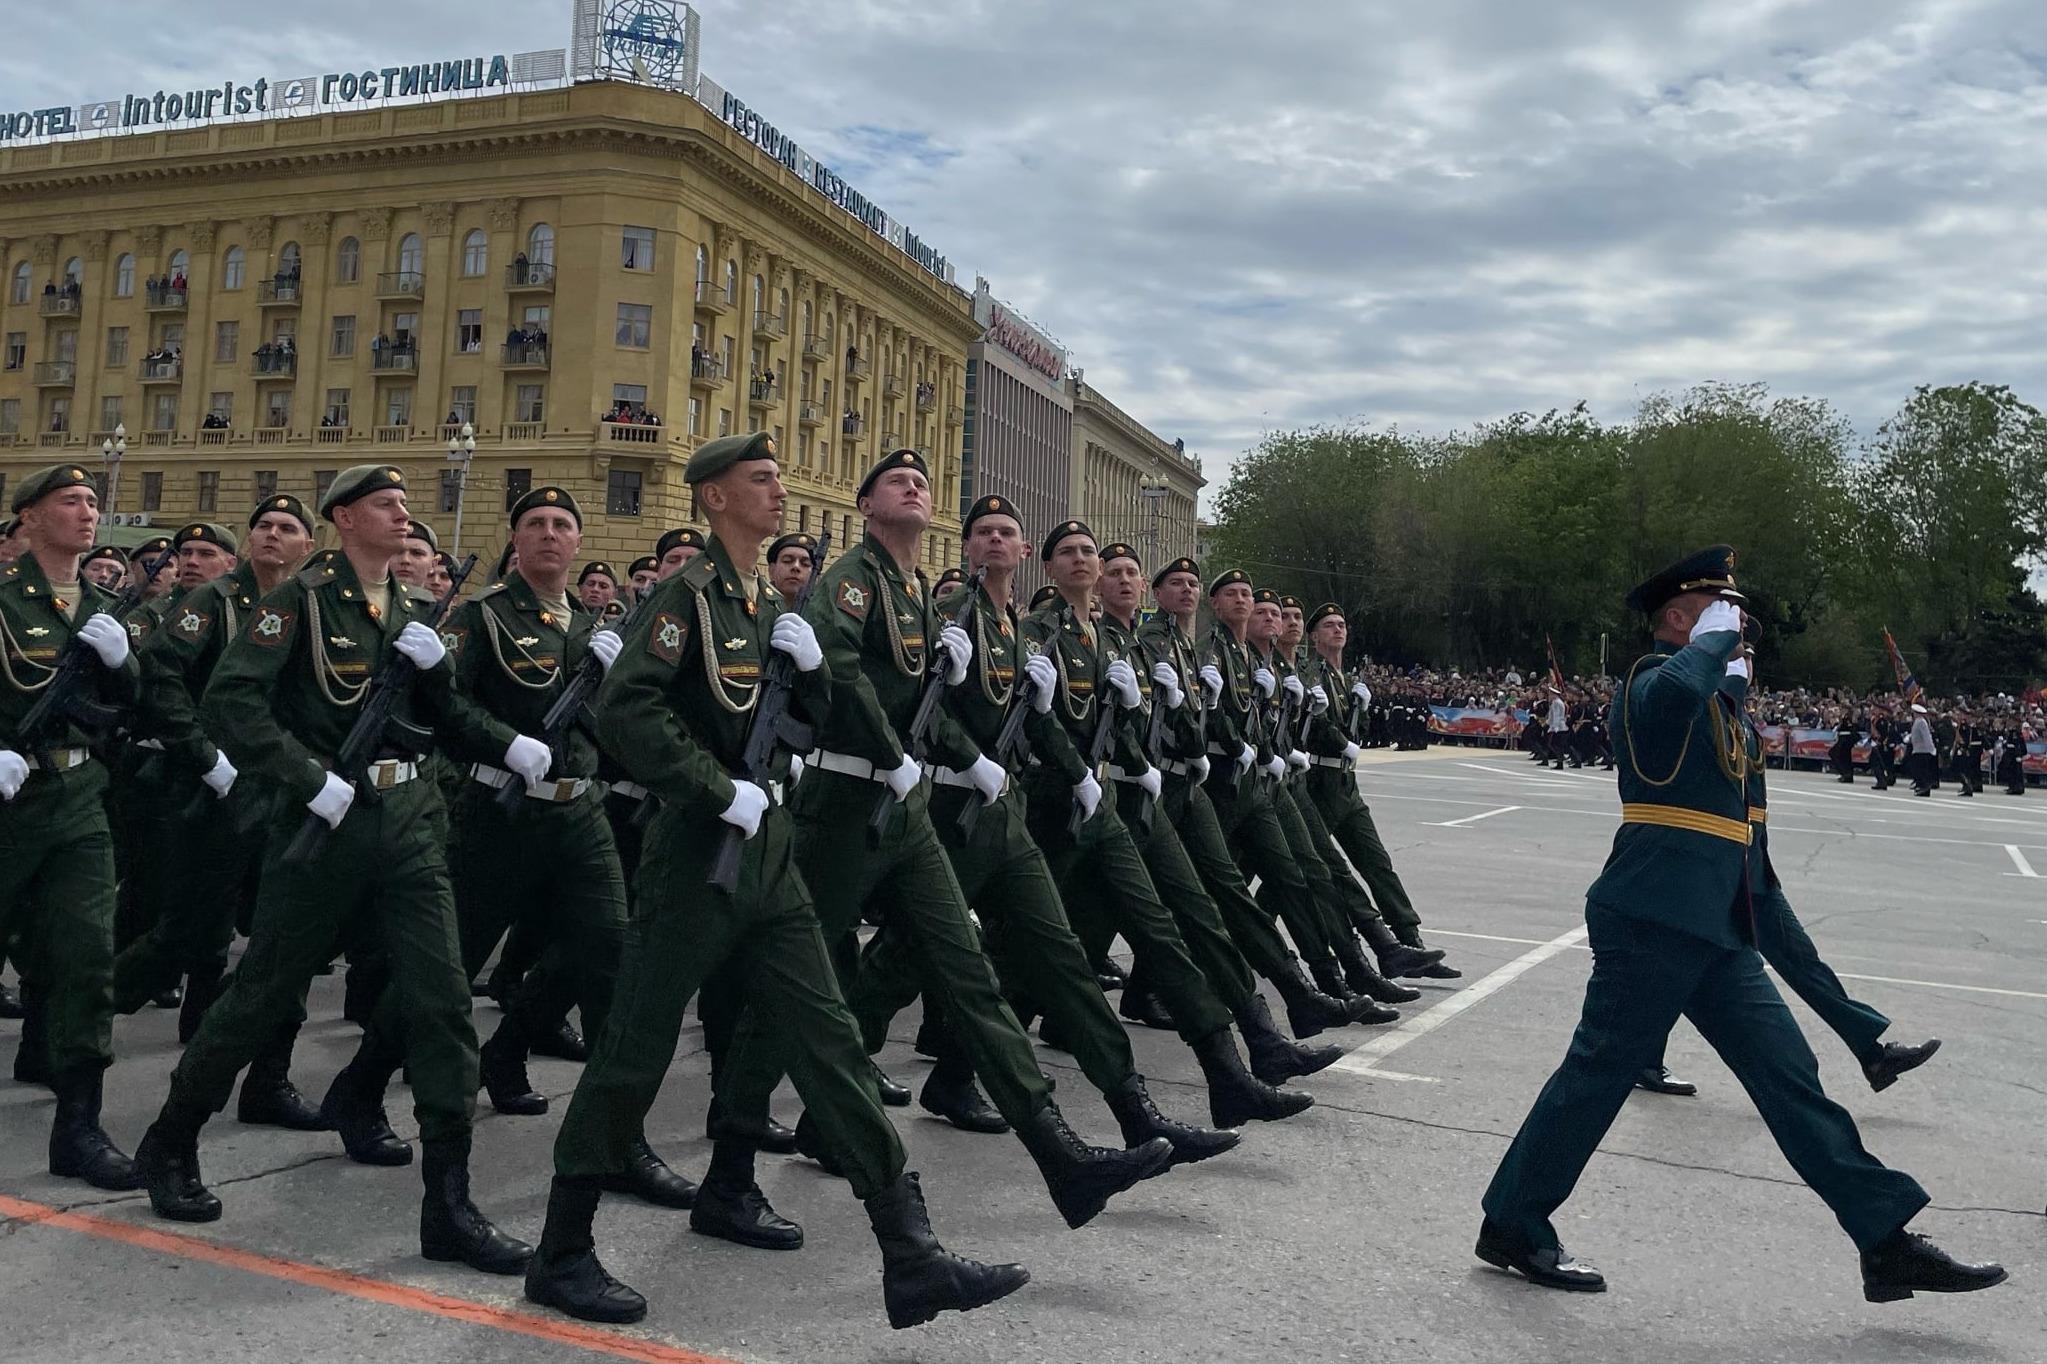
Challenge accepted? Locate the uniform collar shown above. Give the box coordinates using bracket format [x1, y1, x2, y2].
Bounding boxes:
[500, 570, 578, 630]
[222, 560, 261, 606]
[3, 553, 87, 615]
[700, 536, 761, 608]
[320, 552, 407, 627]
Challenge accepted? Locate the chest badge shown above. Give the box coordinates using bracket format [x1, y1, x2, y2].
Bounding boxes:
[327, 634, 357, 650]
[539, 611, 556, 628]
[723, 637, 746, 651]
[367, 603, 382, 622]
[24, 625, 48, 638]
[514, 636, 540, 647]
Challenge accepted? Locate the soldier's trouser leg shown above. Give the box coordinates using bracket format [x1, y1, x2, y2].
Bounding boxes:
[114, 766, 183, 954]
[1213, 782, 1337, 963]
[1313, 785, 1421, 930]
[1291, 786, 1384, 930]
[112, 800, 252, 1014]
[1173, 781, 1300, 985]
[1267, 787, 1369, 955]
[0, 767, 117, 1074]
[555, 807, 902, 1199]
[602, 791, 648, 913]
[1124, 803, 1257, 1012]
[1754, 888, 1890, 1064]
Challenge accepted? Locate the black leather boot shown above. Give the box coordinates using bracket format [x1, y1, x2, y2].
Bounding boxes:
[866, 1171, 1030, 1329]
[1328, 939, 1403, 1022]
[151, 981, 185, 1010]
[1861, 1228, 2006, 1302]
[1014, 1102, 1172, 1229]
[1863, 1038, 1940, 1093]
[319, 1037, 413, 1166]
[137, 1099, 221, 1222]
[237, 1027, 326, 1130]
[1271, 958, 1354, 1038]
[49, 1067, 143, 1190]
[1117, 987, 1177, 1031]
[1105, 1075, 1238, 1169]
[1360, 916, 1447, 977]
[529, 1019, 588, 1063]
[919, 1066, 1009, 1134]
[870, 1060, 911, 1107]
[1393, 922, 1462, 979]
[1090, 955, 1128, 992]
[524, 1178, 646, 1323]
[1306, 954, 1361, 1004]
[1234, 995, 1344, 1084]
[689, 1140, 804, 1250]
[0, 981, 20, 1020]
[419, 1135, 533, 1274]
[1193, 1029, 1314, 1127]
[598, 1135, 697, 1209]
[177, 964, 224, 1045]
[704, 1103, 799, 1155]
[1337, 941, 1422, 1003]
[479, 1016, 548, 1116]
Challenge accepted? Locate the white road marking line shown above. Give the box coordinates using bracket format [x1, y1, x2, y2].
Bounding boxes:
[2004, 845, 2040, 878]
[1426, 805, 1520, 828]
[1329, 925, 1590, 1076]
[1338, 1067, 1441, 1084]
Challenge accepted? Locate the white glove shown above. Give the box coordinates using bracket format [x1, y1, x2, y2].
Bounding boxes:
[1189, 754, 1211, 783]
[1691, 600, 1743, 641]
[937, 623, 973, 686]
[1308, 685, 1329, 715]
[1137, 765, 1162, 801]
[1351, 681, 1372, 706]
[770, 613, 823, 672]
[1263, 755, 1286, 781]
[0, 750, 25, 802]
[76, 613, 130, 668]
[1235, 742, 1256, 775]
[719, 779, 770, 840]
[1025, 652, 1057, 713]
[965, 754, 1007, 805]
[1287, 749, 1310, 774]
[504, 734, 551, 786]
[1253, 667, 1276, 698]
[395, 621, 446, 669]
[1726, 657, 1752, 680]
[1151, 662, 1185, 709]
[885, 754, 922, 803]
[308, 771, 355, 829]
[1072, 772, 1102, 821]
[788, 752, 805, 786]
[1200, 665, 1224, 702]
[1342, 741, 1362, 765]
[1283, 674, 1305, 702]
[201, 752, 237, 798]
[1105, 659, 1141, 709]
[588, 629, 623, 673]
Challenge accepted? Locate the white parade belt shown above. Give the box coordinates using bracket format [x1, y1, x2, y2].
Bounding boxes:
[472, 763, 591, 803]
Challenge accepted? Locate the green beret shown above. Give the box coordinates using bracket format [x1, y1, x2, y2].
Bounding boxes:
[128, 535, 172, 561]
[767, 532, 818, 562]
[11, 463, 97, 513]
[1307, 602, 1344, 630]
[1151, 556, 1200, 589]
[405, 520, 440, 552]
[578, 561, 618, 585]
[685, 431, 777, 486]
[1029, 583, 1062, 612]
[320, 464, 407, 519]
[1039, 518, 1095, 563]
[1625, 544, 1745, 614]
[963, 495, 1022, 537]
[173, 521, 238, 553]
[250, 494, 313, 535]
[627, 555, 658, 578]
[655, 527, 706, 561]
[83, 545, 127, 570]
[1099, 541, 1140, 568]
[435, 551, 458, 576]
[1278, 595, 1303, 612]
[935, 566, 967, 588]
[857, 447, 929, 502]
[509, 485, 582, 528]
[1208, 568, 1251, 597]
[1252, 588, 1281, 606]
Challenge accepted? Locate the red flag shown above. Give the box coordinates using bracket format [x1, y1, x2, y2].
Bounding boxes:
[1882, 628, 1923, 705]
[1546, 634, 1566, 691]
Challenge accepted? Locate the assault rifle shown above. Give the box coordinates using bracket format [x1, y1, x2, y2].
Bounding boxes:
[494, 592, 654, 816]
[15, 539, 178, 768]
[1067, 607, 1121, 840]
[708, 530, 832, 891]
[281, 554, 478, 864]
[868, 567, 983, 847]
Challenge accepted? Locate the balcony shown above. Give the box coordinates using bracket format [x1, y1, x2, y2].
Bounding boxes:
[369, 346, 418, 373]
[38, 293, 81, 318]
[506, 262, 555, 294]
[36, 430, 70, 448]
[374, 425, 412, 444]
[747, 377, 781, 410]
[946, 403, 963, 427]
[846, 354, 871, 382]
[32, 361, 76, 387]
[841, 414, 866, 440]
[753, 311, 787, 341]
[603, 421, 662, 445]
[501, 342, 550, 371]
[255, 426, 292, 445]
[881, 430, 905, 451]
[915, 386, 937, 414]
[882, 373, 905, 400]
[694, 280, 734, 315]
[375, 271, 425, 300]
[198, 428, 232, 446]
[251, 350, 298, 377]
[506, 421, 543, 441]
[143, 430, 177, 447]
[145, 284, 188, 313]
[801, 334, 830, 362]
[689, 354, 729, 391]
[257, 279, 303, 308]
[140, 357, 183, 384]
[315, 426, 348, 444]
[798, 401, 824, 429]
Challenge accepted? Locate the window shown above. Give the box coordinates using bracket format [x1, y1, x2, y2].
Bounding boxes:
[503, 468, 533, 512]
[615, 303, 651, 348]
[54, 329, 78, 364]
[114, 254, 135, 298]
[456, 309, 482, 353]
[521, 304, 551, 329]
[7, 263, 27, 305]
[99, 396, 123, 430]
[270, 316, 296, 345]
[461, 230, 488, 277]
[798, 504, 809, 533]
[106, 327, 128, 367]
[514, 384, 545, 422]
[314, 469, 337, 506]
[150, 393, 178, 430]
[718, 408, 731, 437]
[613, 384, 647, 406]
[393, 312, 419, 346]
[527, 223, 554, 266]
[723, 259, 737, 298]
[606, 468, 643, 516]
[330, 315, 355, 355]
[324, 389, 350, 426]
[222, 246, 245, 290]
[64, 257, 82, 286]
[214, 320, 239, 362]
[168, 249, 189, 280]
[397, 233, 423, 277]
[279, 242, 301, 278]
[439, 469, 462, 514]
[447, 386, 476, 423]
[4, 333, 24, 370]
[687, 397, 701, 434]
[197, 470, 219, 513]
[622, 226, 655, 271]
[336, 237, 361, 283]
[157, 322, 183, 352]
[0, 400, 17, 434]
[254, 470, 279, 502]
[139, 471, 163, 511]
[208, 393, 232, 424]
[45, 397, 70, 433]
[384, 386, 413, 427]
[264, 390, 291, 428]
[752, 273, 765, 315]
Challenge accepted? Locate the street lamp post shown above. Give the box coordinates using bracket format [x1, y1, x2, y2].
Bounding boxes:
[1139, 474, 1168, 561]
[445, 420, 477, 555]
[100, 423, 126, 517]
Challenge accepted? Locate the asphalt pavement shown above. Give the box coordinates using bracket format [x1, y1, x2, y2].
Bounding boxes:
[3, 748, 2042, 1363]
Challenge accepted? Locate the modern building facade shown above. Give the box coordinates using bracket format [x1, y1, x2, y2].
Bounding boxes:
[0, 78, 977, 570]
[1068, 376, 1203, 572]
[961, 279, 1071, 593]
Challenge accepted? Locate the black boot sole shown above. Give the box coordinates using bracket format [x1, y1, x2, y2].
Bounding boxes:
[1864, 1266, 2006, 1303]
[237, 1093, 332, 1131]
[421, 1238, 534, 1275]
[1474, 1241, 1607, 1292]
[483, 1088, 550, 1116]
[688, 1213, 804, 1250]
[885, 1264, 1032, 1330]
[1047, 1138, 1173, 1229]
[50, 1154, 144, 1191]
[920, 1099, 1011, 1134]
[526, 1274, 648, 1324]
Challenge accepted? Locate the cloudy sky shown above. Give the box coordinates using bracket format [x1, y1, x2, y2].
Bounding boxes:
[9, 0, 2047, 499]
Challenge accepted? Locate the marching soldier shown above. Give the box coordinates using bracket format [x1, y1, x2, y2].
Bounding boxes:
[392, 519, 439, 588]
[0, 465, 147, 1189]
[135, 464, 548, 1277]
[81, 544, 127, 589]
[653, 526, 706, 580]
[625, 554, 659, 604]
[766, 531, 819, 600]
[525, 432, 1029, 1329]
[576, 561, 620, 614]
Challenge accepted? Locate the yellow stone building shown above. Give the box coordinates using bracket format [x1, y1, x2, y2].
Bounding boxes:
[0, 80, 976, 572]
[1068, 377, 1204, 570]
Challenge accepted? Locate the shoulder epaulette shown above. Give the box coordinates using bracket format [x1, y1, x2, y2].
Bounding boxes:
[680, 555, 720, 593]
[295, 559, 338, 588]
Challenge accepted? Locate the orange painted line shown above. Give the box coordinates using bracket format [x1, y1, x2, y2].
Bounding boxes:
[0, 1193, 737, 1364]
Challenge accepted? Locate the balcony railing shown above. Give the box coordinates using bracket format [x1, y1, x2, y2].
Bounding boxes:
[38, 294, 81, 317]
[140, 357, 183, 383]
[32, 360, 76, 386]
[694, 281, 734, 314]
[915, 387, 937, 413]
[145, 284, 188, 313]
[369, 347, 418, 373]
[506, 421, 543, 441]
[604, 422, 662, 445]
[143, 430, 177, 447]
[501, 342, 550, 370]
[801, 334, 830, 361]
[689, 355, 728, 390]
[946, 403, 963, 426]
[846, 354, 871, 381]
[374, 425, 412, 443]
[36, 430, 69, 447]
[753, 311, 787, 340]
[257, 279, 302, 307]
[375, 271, 425, 300]
[506, 262, 555, 292]
[316, 427, 348, 443]
[882, 374, 905, 400]
[882, 431, 905, 451]
[798, 401, 824, 428]
[252, 351, 298, 377]
[747, 377, 781, 409]
[256, 427, 291, 444]
[198, 428, 231, 446]
[841, 415, 866, 439]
